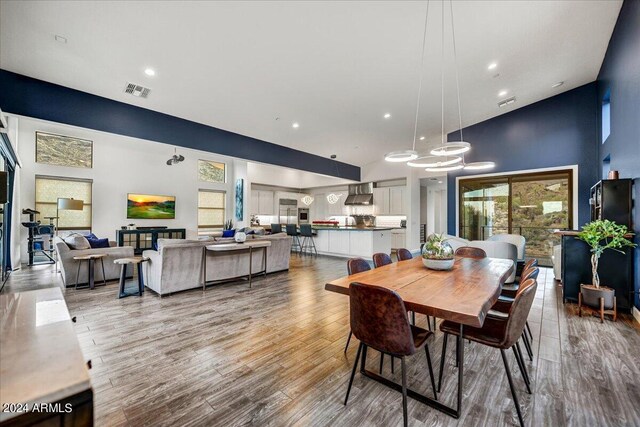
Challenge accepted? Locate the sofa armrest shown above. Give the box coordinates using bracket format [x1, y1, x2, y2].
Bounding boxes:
[67, 246, 135, 258]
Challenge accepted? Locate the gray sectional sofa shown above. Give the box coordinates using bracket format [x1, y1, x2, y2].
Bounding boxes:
[142, 233, 292, 296]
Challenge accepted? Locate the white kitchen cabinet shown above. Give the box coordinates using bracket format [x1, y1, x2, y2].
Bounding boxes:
[251, 191, 259, 215]
[328, 230, 350, 254]
[389, 186, 406, 215]
[373, 187, 390, 215]
[349, 231, 371, 257]
[258, 190, 275, 215]
[314, 230, 329, 252]
[391, 229, 406, 249]
[326, 195, 345, 216]
[311, 193, 326, 220]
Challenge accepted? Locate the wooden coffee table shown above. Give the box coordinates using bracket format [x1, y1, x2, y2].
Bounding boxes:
[202, 240, 271, 289]
[72, 253, 107, 290]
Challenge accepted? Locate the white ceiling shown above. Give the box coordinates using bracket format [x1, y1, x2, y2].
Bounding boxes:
[0, 1, 621, 168]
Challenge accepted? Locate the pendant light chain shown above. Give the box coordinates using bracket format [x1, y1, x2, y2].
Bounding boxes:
[440, 0, 445, 148]
[412, 1, 430, 151]
[450, 0, 464, 143]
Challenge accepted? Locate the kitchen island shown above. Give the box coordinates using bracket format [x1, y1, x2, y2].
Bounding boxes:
[311, 226, 393, 259]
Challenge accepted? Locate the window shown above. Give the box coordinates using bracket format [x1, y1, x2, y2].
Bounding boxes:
[198, 160, 225, 183]
[602, 91, 611, 143]
[36, 132, 93, 168]
[459, 170, 572, 266]
[198, 190, 225, 228]
[35, 176, 92, 230]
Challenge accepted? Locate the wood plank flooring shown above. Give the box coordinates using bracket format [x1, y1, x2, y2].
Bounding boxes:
[2, 256, 639, 426]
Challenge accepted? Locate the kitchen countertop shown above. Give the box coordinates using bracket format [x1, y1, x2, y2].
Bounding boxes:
[0, 288, 92, 421]
[311, 226, 399, 231]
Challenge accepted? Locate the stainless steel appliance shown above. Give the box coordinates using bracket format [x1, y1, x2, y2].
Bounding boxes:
[350, 214, 376, 227]
[279, 199, 298, 225]
[344, 182, 374, 205]
[298, 208, 309, 224]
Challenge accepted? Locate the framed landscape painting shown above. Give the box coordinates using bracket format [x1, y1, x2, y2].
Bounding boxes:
[127, 194, 176, 219]
[36, 131, 93, 168]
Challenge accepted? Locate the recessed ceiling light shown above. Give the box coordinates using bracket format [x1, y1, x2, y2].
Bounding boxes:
[330, 154, 337, 159]
[144, 68, 156, 77]
[419, 136, 425, 140]
[488, 62, 497, 70]
[54, 35, 67, 44]
[292, 122, 300, 128]
[552, 81, 564, 88]
[438, 181, 443, 184]
[384, 113, 391, 119]
[498, 90, 508, 97]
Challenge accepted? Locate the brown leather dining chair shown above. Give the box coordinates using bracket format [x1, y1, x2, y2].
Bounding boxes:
[344, 282, 437, 427]
[437, 278, 538, 427]
[454, 246, 487, 259]
[397, 248, 413, 261]
[373, 252, 393, 268]
[343, 258, 372, 353]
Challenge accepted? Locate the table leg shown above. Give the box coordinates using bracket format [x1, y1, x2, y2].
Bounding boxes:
[457, 323, 464, 415]
[249, 246, 253, 288]
[75, 260, 82, 290]
[202, 247, 207, 291]
[100, 258, 107, 286]
[137, 263, 144, 295]
[88, 259, 95, 290]
[263, 246, 267, 277]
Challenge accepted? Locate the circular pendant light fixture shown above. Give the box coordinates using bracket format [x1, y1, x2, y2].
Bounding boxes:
[384, 150, 419, 162]
[407, 155, 461, 168]
[463, 161, 496, 170]
[430, 141, 471, 156]
[425, 164, 464, 173]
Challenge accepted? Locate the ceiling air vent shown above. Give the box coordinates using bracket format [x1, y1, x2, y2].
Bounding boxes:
[498, 97, 516, 108]
[124, 82, 151, 98]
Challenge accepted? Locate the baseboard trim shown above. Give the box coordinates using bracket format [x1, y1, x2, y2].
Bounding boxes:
[633, 306, 640, 325]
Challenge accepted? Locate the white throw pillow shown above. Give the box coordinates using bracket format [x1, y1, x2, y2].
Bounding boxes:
[64, 234, 91, 250]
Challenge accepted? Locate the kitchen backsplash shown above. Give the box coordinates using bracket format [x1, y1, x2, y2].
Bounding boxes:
[375, 216, 406, 228]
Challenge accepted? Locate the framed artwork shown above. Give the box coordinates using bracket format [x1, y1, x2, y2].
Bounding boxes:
[36, 131, 93, 168]
[127, 194, 176, 219]
[235, 179, 243, 221]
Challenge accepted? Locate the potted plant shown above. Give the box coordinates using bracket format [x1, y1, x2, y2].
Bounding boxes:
[421, 233, 455, 270]
[576, 219, 636, 320]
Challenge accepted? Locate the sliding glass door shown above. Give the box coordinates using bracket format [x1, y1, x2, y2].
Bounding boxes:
[460, 170, 572, 265]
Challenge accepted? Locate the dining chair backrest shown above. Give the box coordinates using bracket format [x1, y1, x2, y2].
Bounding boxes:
[373, 252, 393, 268]
[502, 278, 537, 348]
[487, 234, 526, 260]
[349, 282, 415, 356]
[271, 224, 282, 234]
[285, 224, 298, 236]
[397, 248, 413, 261]
[455, 246, 487, 259]
[299, 224, 313, 237]
[347, 257, 371, 275]
[523, 258, 538, 271]
[520, 266, 539, 283]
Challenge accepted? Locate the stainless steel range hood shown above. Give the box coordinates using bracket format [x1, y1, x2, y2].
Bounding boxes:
[344, 182, 374, 205]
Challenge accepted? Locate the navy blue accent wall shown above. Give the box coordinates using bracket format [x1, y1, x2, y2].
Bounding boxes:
[597, 0, 640, 310]
[0, 69, 360, 181]
[446, 83, 599, 234]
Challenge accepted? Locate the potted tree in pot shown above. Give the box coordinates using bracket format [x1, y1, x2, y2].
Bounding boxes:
[576, 219, 636, 322]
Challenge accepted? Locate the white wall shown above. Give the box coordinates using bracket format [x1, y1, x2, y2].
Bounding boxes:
[11, 114, 249, 263]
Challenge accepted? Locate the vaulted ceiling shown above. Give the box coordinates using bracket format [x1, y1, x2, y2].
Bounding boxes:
[0, 1, 622, 167]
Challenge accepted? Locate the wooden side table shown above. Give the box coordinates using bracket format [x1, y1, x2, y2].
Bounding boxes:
[72, 254, 107, 290]
[202, 240, 271, 289]
[114, 257, 149, 298]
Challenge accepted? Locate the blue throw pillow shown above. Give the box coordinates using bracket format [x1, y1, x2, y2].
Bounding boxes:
[222, 229, 235, 238]
[84, 233, 97, 240]
[87, 237, 110, 249]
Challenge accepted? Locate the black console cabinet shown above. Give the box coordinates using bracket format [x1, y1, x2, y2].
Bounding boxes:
[561, 233, 634, 312]
[117, 228, 186, 254]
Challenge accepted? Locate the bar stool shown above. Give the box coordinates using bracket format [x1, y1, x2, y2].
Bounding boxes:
[285, 224, 301, 253]
[114, 256, 149, 298]
[299, 224, 317, 255]
[271, 223, 282, 234]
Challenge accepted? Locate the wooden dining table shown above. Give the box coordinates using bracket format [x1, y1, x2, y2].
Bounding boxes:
[325, 256, 514, 419]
